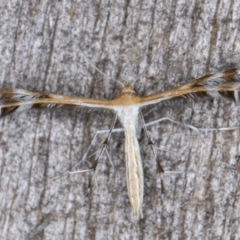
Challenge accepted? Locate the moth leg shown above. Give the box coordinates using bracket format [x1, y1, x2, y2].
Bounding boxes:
[144, 116, 202, 175]
[81, 126, 124, 164]
[49, 116, 120, 204]
[145, 117, 199, 132]
[145, 116, 240, 132]
[49, 115, 120, 181]
[139, 112, 181, 197]
[139, 110, 165, 173]
[80, 115, 118, 202]
[144, 116, 239, 175]
[141, 114, 205, 173]
[84, 114, 118, 174]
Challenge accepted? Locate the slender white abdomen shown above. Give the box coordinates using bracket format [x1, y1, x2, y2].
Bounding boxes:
[116, 106, 143, 219]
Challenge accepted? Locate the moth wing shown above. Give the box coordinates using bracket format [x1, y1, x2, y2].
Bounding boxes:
[0, 89, 113, 117]
[139, 69, 240, 106]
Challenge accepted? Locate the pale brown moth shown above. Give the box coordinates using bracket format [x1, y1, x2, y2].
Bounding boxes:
[1, 68, 240, 219]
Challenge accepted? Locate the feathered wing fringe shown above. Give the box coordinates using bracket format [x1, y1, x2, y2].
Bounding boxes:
[0, 89, 69, 116]
[180, 68, 240, 100]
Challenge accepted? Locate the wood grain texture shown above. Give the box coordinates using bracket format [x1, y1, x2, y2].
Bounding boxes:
[1, 0, 240, 239]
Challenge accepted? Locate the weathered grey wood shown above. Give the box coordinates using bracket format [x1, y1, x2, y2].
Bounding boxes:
[1, 0, 240, 239]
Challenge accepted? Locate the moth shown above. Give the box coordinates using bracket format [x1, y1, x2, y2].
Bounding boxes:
[1, 68, 240, 219]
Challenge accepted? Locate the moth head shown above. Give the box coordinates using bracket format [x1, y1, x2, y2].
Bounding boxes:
[121, 85, 137, 94]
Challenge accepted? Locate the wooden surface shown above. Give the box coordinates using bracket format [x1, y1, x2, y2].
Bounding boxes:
[1, 0, 240, 239]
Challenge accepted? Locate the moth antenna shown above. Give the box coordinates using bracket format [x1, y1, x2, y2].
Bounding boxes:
[130, 30, 167, 86]
[115, 80, 124, 88]
[80, 52, 125, 90]
[81, 52, 112, 79]
[132, 61, 153, 85]
[79, 51, 112, 80]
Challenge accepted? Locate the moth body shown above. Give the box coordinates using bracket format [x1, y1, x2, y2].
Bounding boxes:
[115, 105, 143, 219]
